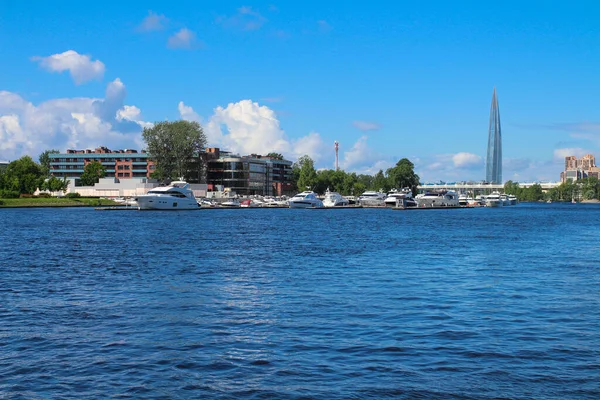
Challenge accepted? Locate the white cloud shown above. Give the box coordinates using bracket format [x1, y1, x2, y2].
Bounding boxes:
[452, 152, 483, 169]
[32, 50, 105, 85]
[167, 28, 200, 49]
[553, 147, 588, 162]
[181, 99, 324, 162]
[116, 105, 153, 129]
[352, 120, 382, 132]
[178, 101, 201, 122]
[137, 10, 168, 32]
[339, 135, 393, 174]
[0, 79, 149, 160]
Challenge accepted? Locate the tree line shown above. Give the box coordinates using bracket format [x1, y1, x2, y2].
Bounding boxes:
[292, 156, 420, 196]
[504, 178, 600, 202]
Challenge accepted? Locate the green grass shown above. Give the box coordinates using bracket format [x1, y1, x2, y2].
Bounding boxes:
[0, 197, 119, 208]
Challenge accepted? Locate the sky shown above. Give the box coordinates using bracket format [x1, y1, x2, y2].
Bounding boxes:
[1, 1, 599, 183]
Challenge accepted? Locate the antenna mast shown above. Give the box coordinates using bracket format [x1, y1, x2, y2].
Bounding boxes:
[334, 141, 339, 171]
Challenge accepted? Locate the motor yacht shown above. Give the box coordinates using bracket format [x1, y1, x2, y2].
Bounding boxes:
[508, 195, 518, 205]
[384, 190, 417, 208]
[500, 194, 511, 206]
[415, 190, 460, 207]
[485, 192, 503, 207]
[322, 189, 349, 207]
[136, 181, 200, 210]
[288, 191, 324, 208]
[357, 191, 387, 207]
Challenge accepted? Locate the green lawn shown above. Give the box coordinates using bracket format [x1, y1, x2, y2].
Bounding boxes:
[0, 197, 119, 207]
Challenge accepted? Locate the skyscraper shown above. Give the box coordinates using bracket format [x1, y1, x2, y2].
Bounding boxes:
[486, 87, 502, 184]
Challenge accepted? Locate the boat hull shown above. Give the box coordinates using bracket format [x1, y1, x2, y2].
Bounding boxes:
[289, 200, 323, 208]
[136, 196, 199, 210]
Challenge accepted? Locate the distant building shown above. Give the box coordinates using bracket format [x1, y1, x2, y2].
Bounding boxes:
[205, 148, 294, 196]
[49, 147, 155, 180]
[486, 87, 502, 184]
[560, 154, 600, 182]
[0, 160, 9, 172]
[49, 146, 294, 196]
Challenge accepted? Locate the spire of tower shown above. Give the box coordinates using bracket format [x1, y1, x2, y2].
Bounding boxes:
[486, 87, 502, 184]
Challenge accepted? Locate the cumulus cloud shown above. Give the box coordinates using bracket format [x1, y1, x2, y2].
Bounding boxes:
[137, 10, 168, 32]
[180, 99, 325, 162]
[217, 6, 267, 31]
[32, 50, 105, 85]
[178, 101, 201, 123]
[352, 120, 382, 132]
[339, 135, 393, 174]
[553, 147, 588, 162]
[0, 79, 149, 160]
[452, 152, 484, 169]
[168, 28, 200, 49]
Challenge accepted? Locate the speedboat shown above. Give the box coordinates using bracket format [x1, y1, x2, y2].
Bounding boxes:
[221, 198, 241, 208]
[136, 181, 200, 210]
[322, 189, 349, 207]
[357, 191, 386, 207]
[415, 190, 459, 207]
[485, 192, 503, 207]
[384, 190, 417, 208]
[288, 191, 323, 208]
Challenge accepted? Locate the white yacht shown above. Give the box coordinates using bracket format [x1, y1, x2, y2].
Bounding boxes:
[357, 191, 387, 207]
[500, 194, 511, 206]
[322, 189, 349, 207]
[458, 194, 469, 207]
[136, 181, 200, 210]
[415, 190, 460, 207]
[485, 192, 503, 207]
[288, 191, 324, 208]
[508, 195, 518, 205]
[384, 190, 417, 208]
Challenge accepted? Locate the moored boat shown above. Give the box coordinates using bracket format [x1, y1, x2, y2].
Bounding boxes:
[288, 191, 323, 208]
[136, 181, 200, 210]
[323, 189, 349, 207]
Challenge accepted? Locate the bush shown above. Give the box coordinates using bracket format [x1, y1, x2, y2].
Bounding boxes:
[65, 192, 81, 198]
[20, 194, 33, 198]
[36, 193, 52, 198]
[0, 200, 4, 206]
[0, 190, 20, 199]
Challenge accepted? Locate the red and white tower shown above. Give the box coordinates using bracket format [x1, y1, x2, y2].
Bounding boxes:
[334, 141, 339, 171]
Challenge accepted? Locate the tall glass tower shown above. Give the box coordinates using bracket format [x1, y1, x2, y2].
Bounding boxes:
[486, 87, 502, 184]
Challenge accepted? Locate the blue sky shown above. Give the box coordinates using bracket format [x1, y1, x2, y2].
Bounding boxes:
[1, 1, 599, 182]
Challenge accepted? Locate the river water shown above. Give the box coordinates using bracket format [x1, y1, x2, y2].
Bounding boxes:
[1, 203, 599, 399]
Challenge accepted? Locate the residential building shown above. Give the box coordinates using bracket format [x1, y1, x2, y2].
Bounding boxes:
[206, 148, 294, 196]
[486, 87, 502, 184]
[560, 154, 600, 182]
[49, 147, 155, 180]
[48, 146, 294, 196]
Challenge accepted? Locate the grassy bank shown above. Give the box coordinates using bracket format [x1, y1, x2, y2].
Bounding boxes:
[0, 197, 119, 208]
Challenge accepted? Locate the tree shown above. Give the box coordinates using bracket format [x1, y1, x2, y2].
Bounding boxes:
[386, 158, 420, 195]
[1, 156, 44, 194]
[372, 170, 388, 192]
[38, 149, 60, 176]
[142, 120, 207, 181]
[41, 176, 70, 193]
[266, 152, 284, 160]
[294, 155, 318, 191]
[79, 161, 106, 186]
